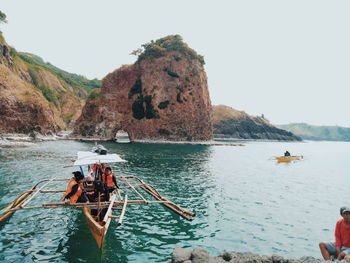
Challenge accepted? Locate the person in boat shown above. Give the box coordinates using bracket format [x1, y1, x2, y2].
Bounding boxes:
[91, 163, 106, 180]
[61, 171, 87, 204]
[284, 151, 291, 157]
[102, 167, 118, 197]
[319, 207, 350, 260]
[84, 171, 96, 202]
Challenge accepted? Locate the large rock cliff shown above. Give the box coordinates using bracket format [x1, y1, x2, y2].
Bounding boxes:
[213, 105, 301, 141]
[74, 35, 213, 141]
[0, 33, 99, 135]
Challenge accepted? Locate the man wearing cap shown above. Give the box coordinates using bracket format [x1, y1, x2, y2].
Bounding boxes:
[319, 206, 350, 260]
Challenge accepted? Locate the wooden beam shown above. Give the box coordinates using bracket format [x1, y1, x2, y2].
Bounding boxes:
[102, 193, 117, 225]
[20, 177, 57, 208]
[118, 194, 128, 225]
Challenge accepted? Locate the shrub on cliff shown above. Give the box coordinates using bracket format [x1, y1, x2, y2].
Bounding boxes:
[88, 88, 101, 100]
[135, 35, 205, 65]
[128, 78, 142, 98]
[132, 95, 159, 120]
[38, 85, 58, 106]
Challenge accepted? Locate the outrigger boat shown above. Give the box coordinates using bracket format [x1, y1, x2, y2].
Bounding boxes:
[275, 155, 303, 163]
[0, 150, 195, 248]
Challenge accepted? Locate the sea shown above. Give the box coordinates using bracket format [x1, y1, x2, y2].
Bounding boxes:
[0, 140, 349, 263]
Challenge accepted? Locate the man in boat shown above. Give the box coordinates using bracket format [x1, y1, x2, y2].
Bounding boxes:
[61, 171, 87, 204]
[319, 207, 350, 260]
[284, 151, 291, 156]
[102, 167, 118, 198]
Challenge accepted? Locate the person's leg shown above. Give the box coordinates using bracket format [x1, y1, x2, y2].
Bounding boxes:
[341, 247, 350, 261]
[320, 242, 336, 260]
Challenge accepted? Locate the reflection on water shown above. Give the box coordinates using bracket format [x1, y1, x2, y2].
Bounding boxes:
[1, 140, 350, 262]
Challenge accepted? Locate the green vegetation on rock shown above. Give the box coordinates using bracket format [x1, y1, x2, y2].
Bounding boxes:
[128, 78, 142, 98]
[164, 68, 180, 78]
[132, 96, 145, 120]
[38, 85, 59, 105]
[176, 93, 183, 103]
[158, 100, 170, 109]
[135, 35, 205, 65]
[132, 95, 159, 120]
[88, 88, 101, 100]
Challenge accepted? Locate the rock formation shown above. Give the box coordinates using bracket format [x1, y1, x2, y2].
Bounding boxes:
[74, 35, 213, 141]
[213, 105, 301, 141]
[0, 32, 98, 135]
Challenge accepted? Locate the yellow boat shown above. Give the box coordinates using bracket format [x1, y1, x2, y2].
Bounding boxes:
[275, 155, 303, 163]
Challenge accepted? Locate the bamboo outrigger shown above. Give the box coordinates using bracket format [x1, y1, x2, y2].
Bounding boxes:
[0, 150, 196, 248]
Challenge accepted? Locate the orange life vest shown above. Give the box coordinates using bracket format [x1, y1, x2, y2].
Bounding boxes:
[102, 173, 115, 188]
[64, 178, 82, 204]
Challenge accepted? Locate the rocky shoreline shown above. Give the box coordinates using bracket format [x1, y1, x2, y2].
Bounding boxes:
[0, 132, 245, 148]
[168, 247, 330, 263]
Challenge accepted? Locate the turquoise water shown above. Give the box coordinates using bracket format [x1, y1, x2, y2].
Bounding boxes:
[0, 140, 349, 263]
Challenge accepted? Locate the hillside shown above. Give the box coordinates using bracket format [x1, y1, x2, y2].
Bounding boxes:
[0, 32, 101, 134]
[277, 123, 350, 141]
[213, 105, 301, 141]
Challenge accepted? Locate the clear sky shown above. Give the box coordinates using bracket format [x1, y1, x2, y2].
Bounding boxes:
[1, 0, 350, 127]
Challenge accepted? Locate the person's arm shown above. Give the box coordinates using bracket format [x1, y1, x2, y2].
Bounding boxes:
[112, 175, 118, 188]
[335, 221, 342, 257]
[65, 184, 79, 199]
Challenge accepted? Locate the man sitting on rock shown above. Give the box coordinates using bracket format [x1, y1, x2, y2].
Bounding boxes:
[319, 206, 350, 260]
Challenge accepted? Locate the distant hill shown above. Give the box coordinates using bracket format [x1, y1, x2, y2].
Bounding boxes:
[276, 123, 350, 141]
[213, 105, 301, 141]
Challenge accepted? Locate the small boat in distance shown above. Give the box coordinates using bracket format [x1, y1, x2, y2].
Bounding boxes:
[275, 155, 303, 163]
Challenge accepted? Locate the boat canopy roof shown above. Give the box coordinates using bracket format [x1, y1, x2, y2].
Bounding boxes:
[74, 151, 127, 166]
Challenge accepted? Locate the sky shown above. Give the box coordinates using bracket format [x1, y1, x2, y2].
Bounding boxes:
[1, 0, 350, 127]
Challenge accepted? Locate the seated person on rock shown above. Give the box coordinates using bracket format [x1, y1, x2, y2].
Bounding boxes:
[319, 206, 350, 260]
[61, 171, 87, 204]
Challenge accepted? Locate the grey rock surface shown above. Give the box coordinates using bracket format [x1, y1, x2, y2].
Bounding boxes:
[191, 248, 209, 263]
[169, 248, 342, 263]
[172, 247, 192, 263]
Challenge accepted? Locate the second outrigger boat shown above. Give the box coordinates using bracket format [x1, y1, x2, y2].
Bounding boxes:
[0, 149, 196, 248]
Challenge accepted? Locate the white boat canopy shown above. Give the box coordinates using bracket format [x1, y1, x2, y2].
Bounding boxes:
[74, 151, 127, 166]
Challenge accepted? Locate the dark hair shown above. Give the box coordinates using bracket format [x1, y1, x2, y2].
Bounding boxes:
[105, 167, 112, 172]
[72, 171, 84, 181]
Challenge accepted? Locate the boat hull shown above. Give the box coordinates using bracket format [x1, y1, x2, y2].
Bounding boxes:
[83, 207, 110, 248]
[275, 156, 302, 162]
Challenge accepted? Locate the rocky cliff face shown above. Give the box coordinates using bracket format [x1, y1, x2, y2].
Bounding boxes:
[213, 105, 301, 141]
[0, 33, 96, 135]
[74, 35, 213, 141]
